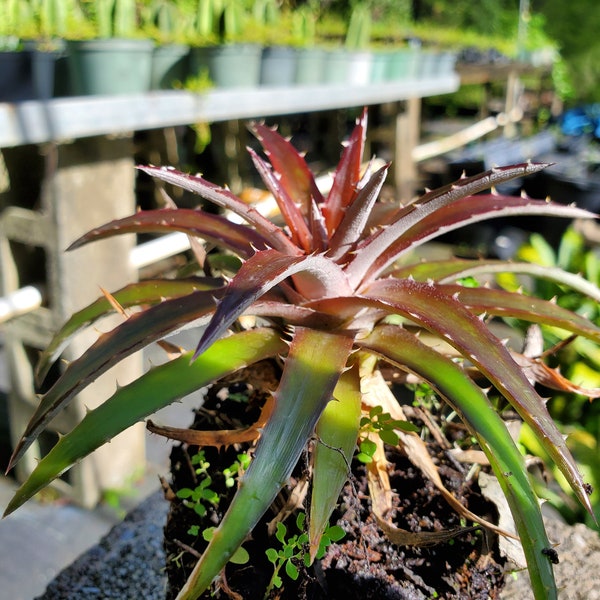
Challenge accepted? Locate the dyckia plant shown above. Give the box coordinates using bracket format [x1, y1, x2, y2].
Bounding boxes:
[4, 108, 600, 600]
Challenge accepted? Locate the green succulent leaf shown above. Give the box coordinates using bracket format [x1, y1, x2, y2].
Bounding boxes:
[3, 328, 286, 517]
[309, 364, 362, 562]
[357, 324, 557, 599]
[8, 289, 222, 471]
[176, 328, 353, 600]
[35, 278, 223, 386]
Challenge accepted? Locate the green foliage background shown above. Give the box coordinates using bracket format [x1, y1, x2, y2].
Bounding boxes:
[413, 0, 600, 102]
[320, 0, 598, 102]
[538, 0, 600, 103]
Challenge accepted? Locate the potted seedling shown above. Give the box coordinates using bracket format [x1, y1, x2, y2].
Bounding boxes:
[0, 0, 32, 101]
[188, 0, 262, 89]
[291, 4, 326, 85]
[4, 109, 600, 599]
[66, 0, 154, 96]
[17, 0, 82, 99]
[343, 3, 373, 85]
[321, 3, 373, 86]
[142, 0, 190, 90]
[256, 1, 298, 87]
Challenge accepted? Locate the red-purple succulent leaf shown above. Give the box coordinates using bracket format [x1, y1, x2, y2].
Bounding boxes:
[178, 328, 354, 599]
[250, 122, 324, 214]
[345, 161, 572, 286]
[35, 278, 223, 386]
[322, 108, 368, 235]
[308, 279, 593, 516]
[194, 249, 352, 359]
[367, 163, 551, 255]
[404, 194, 595, 250]
[309, 195, 329, 253]
[158, 187, 208, 267]
[328, 163, 390, 260]
[4, 328, 286, 517]
[349, 193, 596, 287]
[362, 278, 594, 516]
[357, 325, 556, 598]
[138, 166, 300, 256]
[7, 289, 221, 473]
[67, 208, 268, 258]
[448, 285, 600, 341]
[382, 162, 552, 226]
[248, 300, 343, 330]
[248, 148, 313, 252]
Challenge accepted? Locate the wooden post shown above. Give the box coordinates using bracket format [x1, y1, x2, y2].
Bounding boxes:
[395, 97, 422, 202]
[0, 136, 145, 507]
[504, 69, 523, 138]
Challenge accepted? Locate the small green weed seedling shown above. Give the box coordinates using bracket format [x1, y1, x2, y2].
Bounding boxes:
[176, 477, 219, 519]
[223, 453, 251, 489]
[176, 450, 219, 518]
[357, 405, 419, 463]
[179, 450, 251, 531]
[411, 381, 442, 412]
[265, 512, 345, 596]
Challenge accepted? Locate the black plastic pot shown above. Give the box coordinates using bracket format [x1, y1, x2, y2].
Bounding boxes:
[0, 51, 33, 102]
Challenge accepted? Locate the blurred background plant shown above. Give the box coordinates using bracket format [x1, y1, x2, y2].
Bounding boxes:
[497, 225, 600, 526]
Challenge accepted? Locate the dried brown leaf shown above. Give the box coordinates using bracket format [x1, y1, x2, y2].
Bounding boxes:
[146, 395, 275, 449]
[361, 370, 515, 539]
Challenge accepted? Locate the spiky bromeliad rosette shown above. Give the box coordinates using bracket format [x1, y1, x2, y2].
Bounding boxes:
[5, 109, 600, 600]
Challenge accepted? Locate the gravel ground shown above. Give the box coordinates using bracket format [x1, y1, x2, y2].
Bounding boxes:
[37, 490, 168, 600]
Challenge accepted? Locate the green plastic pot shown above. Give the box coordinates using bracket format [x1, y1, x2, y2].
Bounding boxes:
[345, 50, 372, 86]
[151, 44, 190, 90]
[417, 51, 439, 78]
[370, 50, 392, 83]
[66, 38, 154, 96]
[191, 44, 262, 89]
[294, 47, 326, 85]
[260, 46, 297, 87]
[387, 48, 418, 81]
[323, 48, 350, 84]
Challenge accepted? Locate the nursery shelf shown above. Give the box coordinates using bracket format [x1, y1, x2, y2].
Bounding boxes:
[0, 75, 459, 148]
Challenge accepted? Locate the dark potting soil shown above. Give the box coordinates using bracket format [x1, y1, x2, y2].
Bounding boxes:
[163, 360, 507, 600]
